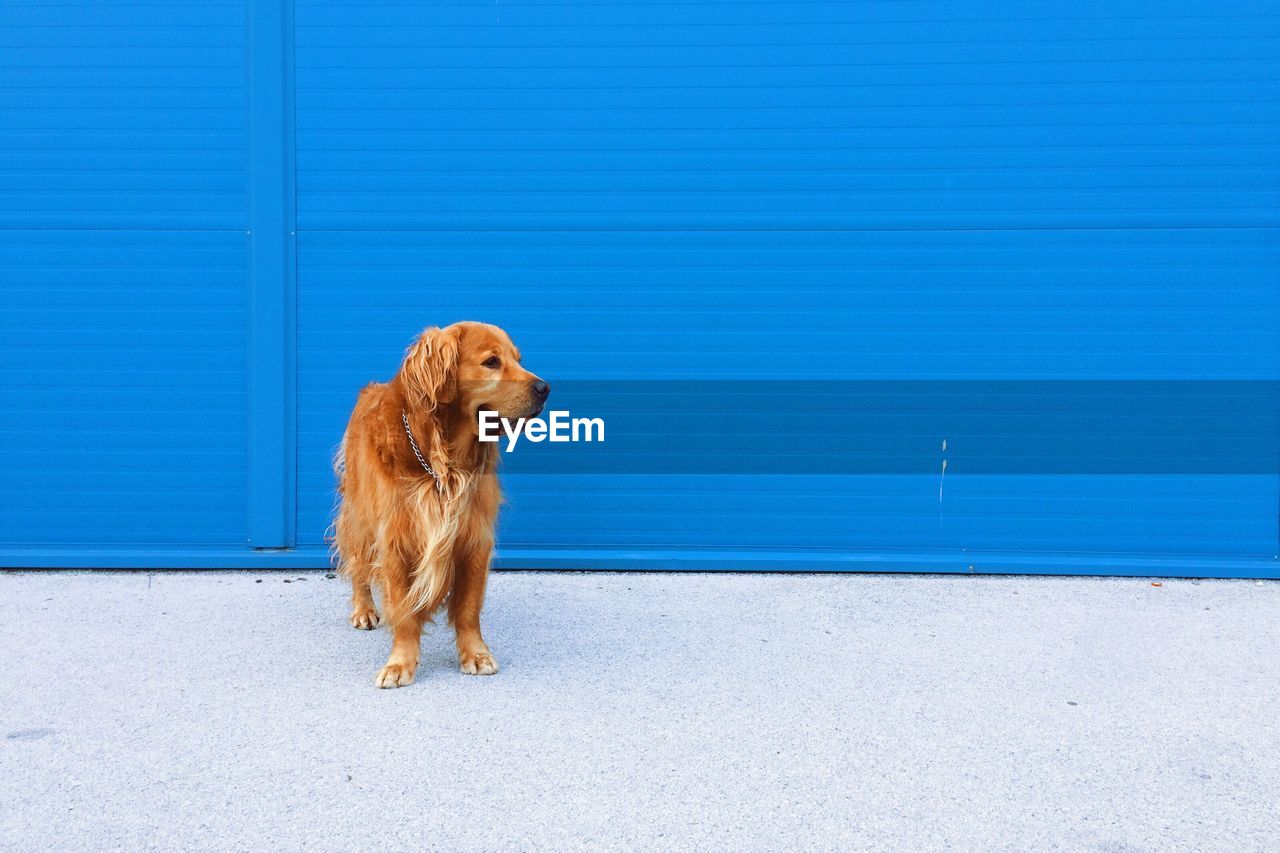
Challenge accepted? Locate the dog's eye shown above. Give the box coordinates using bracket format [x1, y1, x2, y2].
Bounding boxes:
[482, 356, 501, 369]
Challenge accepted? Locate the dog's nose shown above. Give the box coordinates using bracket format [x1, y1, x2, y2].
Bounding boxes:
[531, 379, 550, 400]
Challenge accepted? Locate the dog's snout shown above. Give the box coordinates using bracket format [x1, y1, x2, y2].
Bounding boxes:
[531, 379, 550, 400]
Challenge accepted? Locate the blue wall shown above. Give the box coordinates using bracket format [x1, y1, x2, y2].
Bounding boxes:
[0, 3, 250, 549]
[3, 1, 1279, 574]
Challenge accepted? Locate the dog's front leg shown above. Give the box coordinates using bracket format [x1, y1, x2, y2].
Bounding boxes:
[449, 542, 498, 675]
[374, 551, 423, 689]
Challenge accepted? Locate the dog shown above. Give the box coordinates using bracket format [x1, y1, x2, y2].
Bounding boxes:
[331, 322, 549, 687]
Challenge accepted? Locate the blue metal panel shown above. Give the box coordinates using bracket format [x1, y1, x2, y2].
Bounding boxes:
[293, 231, 1280, 562]
[3, 0, 1280, 574]
[0, 2, 247, 229]
[293, 1, 1280, 231]
[288, 1, 1280, 574]
[0, 231, 249, 546]
[0, 2, 250, 550]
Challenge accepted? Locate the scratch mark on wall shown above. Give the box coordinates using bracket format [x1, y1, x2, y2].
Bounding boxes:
[939, 438, 948, 503]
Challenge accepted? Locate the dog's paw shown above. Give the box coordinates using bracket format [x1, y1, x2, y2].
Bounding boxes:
[375, 661, 416, 689]
[350, 606, 380, 630]
[459, 650, 499, 676]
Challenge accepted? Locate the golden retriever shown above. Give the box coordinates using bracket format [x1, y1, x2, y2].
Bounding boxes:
[332, 322, 549, 687]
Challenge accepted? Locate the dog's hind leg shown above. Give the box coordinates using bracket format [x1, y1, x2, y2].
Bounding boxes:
[349, 577, 380, 630]
[334, 499, 380, 630]
[339, 526, 380, 629]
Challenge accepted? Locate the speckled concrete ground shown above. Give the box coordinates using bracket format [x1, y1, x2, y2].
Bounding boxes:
[1, 570, 1278, 852]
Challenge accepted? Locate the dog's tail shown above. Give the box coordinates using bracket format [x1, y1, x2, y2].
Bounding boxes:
[326, 432, 348, 572]
[332, 433, 347, 487]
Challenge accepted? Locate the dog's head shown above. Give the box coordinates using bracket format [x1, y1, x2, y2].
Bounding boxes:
[401, 321, 549, 426]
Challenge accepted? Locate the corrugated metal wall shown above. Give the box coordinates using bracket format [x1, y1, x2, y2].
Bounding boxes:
[3, 1, 1279, 574]
[291, 1, 1280, 573]
[0, 3, 250, 550]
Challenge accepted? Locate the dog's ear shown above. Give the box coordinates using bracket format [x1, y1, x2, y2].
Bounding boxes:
[401, 325, 460, 411]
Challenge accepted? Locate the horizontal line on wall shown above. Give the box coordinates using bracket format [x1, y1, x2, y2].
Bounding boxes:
[292, 35, 1280, 44]
[289, 120, 1280, 128]
[294, 18, 1280, 29]
[0, 227, 248, 232]
[296, 99, 1278, 109]
[292, 225, 1280, 233]
[295, 166, 1278, 175]
[294, 143, 1280, 151]
[292, 56, 1280, 67]
[2, 545, 1276, 578]
[293, 79, 1280, 90]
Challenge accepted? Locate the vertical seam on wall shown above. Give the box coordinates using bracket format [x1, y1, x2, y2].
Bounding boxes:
[246, 0, 297, 549]
[286, 0, 300, 549]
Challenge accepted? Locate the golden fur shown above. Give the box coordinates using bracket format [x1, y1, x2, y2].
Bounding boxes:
[331, 322, 548, 687]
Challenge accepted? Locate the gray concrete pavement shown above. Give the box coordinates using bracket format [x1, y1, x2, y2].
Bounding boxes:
[1, 569, 1278, 852]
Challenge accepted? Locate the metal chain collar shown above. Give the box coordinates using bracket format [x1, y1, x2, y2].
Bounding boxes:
[401, 410, 443, 492]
